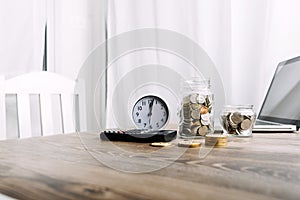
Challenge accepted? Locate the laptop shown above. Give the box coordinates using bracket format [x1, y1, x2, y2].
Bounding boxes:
[253, 56, 300, 132]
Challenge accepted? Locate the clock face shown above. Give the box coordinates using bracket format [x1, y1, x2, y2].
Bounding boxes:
[132, 95, 169, 129]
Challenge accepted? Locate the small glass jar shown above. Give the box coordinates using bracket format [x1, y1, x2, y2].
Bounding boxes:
[220, 105, 256, 137]
[178, 78, 214, 138]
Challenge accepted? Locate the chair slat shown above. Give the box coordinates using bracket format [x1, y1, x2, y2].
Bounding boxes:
[17, 93, 32, 138]
[29, 94, 42, 137]
[5, 94, 19, 139]
[61, 93, 75, 133]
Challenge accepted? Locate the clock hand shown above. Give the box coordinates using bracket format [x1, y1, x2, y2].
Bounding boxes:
[148, 98, 154, 116]
[148, 98, 155, 126]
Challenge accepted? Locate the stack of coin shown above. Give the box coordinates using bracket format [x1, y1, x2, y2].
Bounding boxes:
[220, 111, 255, 136]
[179, 93, 214, 137]
[178, 140, 202, 148]
[205, 134, 227, 147]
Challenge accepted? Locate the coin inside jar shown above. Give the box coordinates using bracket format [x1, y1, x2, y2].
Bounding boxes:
[197, 126, 208, 136]
[179, 80, 214, 138]
[240, 118, 252, 130]
[230, 112, 243, 124]
[220, 105, 255, 137]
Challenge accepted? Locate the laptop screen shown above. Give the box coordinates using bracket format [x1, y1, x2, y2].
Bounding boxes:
[258, 56, 300, 128]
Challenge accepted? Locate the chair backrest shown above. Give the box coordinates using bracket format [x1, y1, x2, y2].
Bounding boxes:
[0, 71, 85, 140]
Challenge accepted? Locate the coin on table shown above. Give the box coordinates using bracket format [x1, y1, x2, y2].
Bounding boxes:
[150, 142, 171, 147]
[178, 140, 202, 148]
[205, 135, 227, 147]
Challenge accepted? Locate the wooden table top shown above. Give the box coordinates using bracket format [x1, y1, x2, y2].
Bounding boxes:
[0, 132, 300, 200]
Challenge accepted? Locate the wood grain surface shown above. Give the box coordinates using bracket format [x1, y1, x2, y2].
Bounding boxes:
[0, 132, 300, 200]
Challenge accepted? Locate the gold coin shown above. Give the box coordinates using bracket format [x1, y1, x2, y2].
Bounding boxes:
[205, 135, 227, 147]
[150, 142, 171, 147]
[178, 140, 202, 148]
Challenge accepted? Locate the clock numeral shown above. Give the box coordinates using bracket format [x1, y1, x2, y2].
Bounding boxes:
[156, 122, 159, 128]
[138, 106, 142, 111]
[138, 119, 141, 123]
[136, 112, 139, 117]
[149, 125, 153, 129]
[144, 123, 147, 127]
[142, 101, 146, 106]
[161, 118, 164, 122]
[163, 112, 166, 116]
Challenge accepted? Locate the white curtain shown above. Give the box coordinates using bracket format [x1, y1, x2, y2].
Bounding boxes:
[0, 0, 46, 78]
[231, 0, 300, 111]
[2, 0, 300, 129]
[105, 0, 300, 113]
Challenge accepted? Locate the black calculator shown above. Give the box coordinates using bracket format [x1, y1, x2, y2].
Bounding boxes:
[100, 129, 177, 143]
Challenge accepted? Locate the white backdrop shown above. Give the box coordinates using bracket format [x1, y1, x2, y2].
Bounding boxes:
[0, 0, 46, 77]
[1, 0, 300, 115]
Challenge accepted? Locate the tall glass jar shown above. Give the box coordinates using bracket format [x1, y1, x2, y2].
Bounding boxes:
[220, 105, 256, 137]
[178, 78, 214, 138]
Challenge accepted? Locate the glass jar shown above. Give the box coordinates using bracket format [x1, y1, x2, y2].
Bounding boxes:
[220, 105, 256, 137]
[178, 78, 214, 138]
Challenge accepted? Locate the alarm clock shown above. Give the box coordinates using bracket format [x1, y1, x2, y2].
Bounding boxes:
[132, 95, 169, 129]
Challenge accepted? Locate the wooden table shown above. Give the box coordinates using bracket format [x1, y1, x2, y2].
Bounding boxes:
[0, 132, 300, 200]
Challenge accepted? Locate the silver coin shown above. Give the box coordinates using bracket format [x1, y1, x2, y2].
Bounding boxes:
[240, 118, 252, 130]
[192, 120, 201, 126]
[189, 94, 198, 104]
[191, 110, 200, 119]
[191, 103, 200, 110]
[197, 126, 208, 136]
[197, 94, 205, 104]
[182, 120, 193, 127]
[230, 112, 243, 124]
[201, 119, 210, 126]
[191, 125, 200, 135]
[182, 128, 192, 135]
[182, 95, 190, 104]
[201, 113, 210, 121]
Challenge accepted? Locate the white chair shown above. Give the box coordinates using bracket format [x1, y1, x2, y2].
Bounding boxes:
[0, 71, 86, 140]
